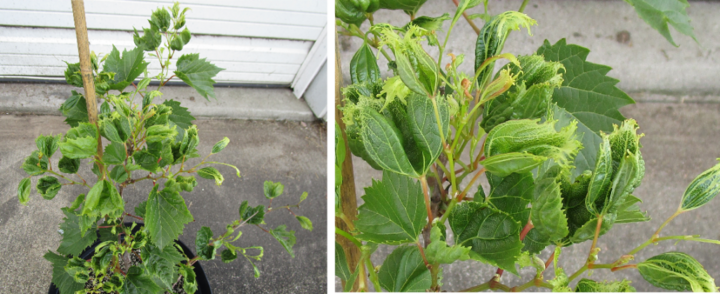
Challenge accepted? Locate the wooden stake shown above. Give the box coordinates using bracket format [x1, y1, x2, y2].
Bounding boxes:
[335, 31, 365, 291]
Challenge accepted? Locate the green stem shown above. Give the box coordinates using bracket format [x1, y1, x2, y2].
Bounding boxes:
[336, 227, 362, 248]
[567, 264, 588, 282]
[518, 0, 530, 13]
[47, 170, 90, 188]
[365, 256, 382, 291]
[652, 209, 683, 240]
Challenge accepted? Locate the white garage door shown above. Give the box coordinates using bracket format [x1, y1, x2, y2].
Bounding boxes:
[0, 0, 327, 87]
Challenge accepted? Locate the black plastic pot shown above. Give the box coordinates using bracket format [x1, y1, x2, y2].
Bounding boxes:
[48, 222, 213, 294]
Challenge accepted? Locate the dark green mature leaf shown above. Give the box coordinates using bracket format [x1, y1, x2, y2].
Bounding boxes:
[531, 174, 569, 242]
[174, 54, 223, 100]
[45, 251, 85, 294]
[575, 278, 636, 292]
[123, 266, 163, 294]
[144, 251, 175, 289]
[37, 176, 61, 200]
[486, 172, 534, 223]
[146, 185, 194, 249]
[522, 229, 551, 254]
[360, 107, 418, 177]
[59, 91, 89, 127]
[58, 156, 80, 174]
[109, 165, 129, 183]
[18, 178, 31, 205]
[82, 180, 124, 219]
[270, 225, 296, 258]
[335, 242, 353, 280]
[680, 160, 720, 211]
[355, 171, 426, 244]
[221, 249, 238, 263]
[198, 167, 224, 186]
[425, 224, 470, 265]
[36, 134, 61, 158]
[211, 137, 230, 154]
[379, 0, 428, 16]
[57, 209, 97, 256]
[350, 43, 380, 84]
[263, 181, 284, 199]
[378, 245, 432, 292]
[22, 150, 49, 176]
[624, 0, 696, 47]
[538, 39, 635, 176]
[449, 202, 523, 274]
[407, 94, 449, 175]
[102, 46, 149, 91]
[335, 0, 366, 26]
[196, 226, 217, 260]
[238, 201, 265, 225]
[638, 252, 717, 292]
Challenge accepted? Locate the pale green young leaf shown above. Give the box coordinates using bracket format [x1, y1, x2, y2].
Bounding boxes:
[299, 191, 308, 204]
[425, 224, 471, 265]
[449, 202, 523, 274]
[45, 251, 85, 294]
[575, 278, 636, 292]
[270, 225, 296, 258]
[569, 213, 616, 244]
[586, 135, 613, 214]
[615, 195, 650, 224]
[378, 245, 432, 292]
[350, 43, 380, 84]
[475, 11, 536, 85]
[174, 53, 224, 100]
[178, 264, 198, 293]
[211, 137, 230, 154]
[355, 171, 427, 244]
[198, 167, 224, 186]
[263, 181, 284, 199]
[604, 152, 642, 214]
[680, 159, 720, 212]
[638, 252, 717, 292]
[102, 46, 149, 91]
[59, 123, 98, 159]
[145, 185, 193, 249]
[482, 152, 547, 177]
[296, 216, 313, 231]
[18, 178, 31, 205]
[624, 0, 696, 47]
[81, 180, 124, 219]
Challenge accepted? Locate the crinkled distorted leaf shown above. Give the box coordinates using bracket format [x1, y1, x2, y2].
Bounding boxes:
[146, 124, 178, 143]
[531, 173, 569, 242]
[263, 180, 284, 199]
[45, 251, 85, 294]
[405, 13, 451, 32]
[378, 245, 432, 292]
[63, 62, 83, 88]
[475, 12, 536, 85]
[18, 178, 31, 205]
[145, 185, 194, 249]
[238, 200, 265, 225]
[350, 43, 380, 84]
[335, 242, 353, 280]
[174, 53, 224, 100]
[680, 160, 720, 211]
[379, 0, 428, 16]
[178, 264, 198, 293]
[538, 39, 635, 176]
[296, 216, 313, 231]
[102, 46, 149, 91]
[22, 150, 49, 176]
[198, 167, 224, 186]
[449, 202, 523, 274]
[59, 91, 89, 127]
[221, 249, 237, 263]
[624, 0, 696, 47]
[57, 208, 97, 257]
[355, 171, 426, 244]
[638, 252, 717, 292]
[425, 224, 470, 265]
[270, 225, 296, 258]
[575, 278, 636, 292]
[196, 226, 217, 260]
[81, 180, 124, 219]
[37, 176, 62, 200]
[59, 123, 98, 159]
[133, 26, 162, 52]
[175, 175, 197, 192]
[335, 0, 366, 26]
[36, 134, 61, 158]
[58, 156, 80, 174]
[123, 266, 163, 294]
[586, 136, 613, 214]
[211, 137, 230, 154]
[482, 152, 547, 177]
[604, 151, 643, 214]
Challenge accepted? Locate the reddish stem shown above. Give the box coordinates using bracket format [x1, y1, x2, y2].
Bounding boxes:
[611, 264, 638, 272]
[416, 242, 431, 269]
[519, 221, 534, 241]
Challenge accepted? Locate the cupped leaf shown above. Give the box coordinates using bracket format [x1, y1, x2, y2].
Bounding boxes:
[270, 225, 296, 258]
[63, 62, 83, 88]
[449, 202, 523, 275]
[174, 54, 224, 100]
[196, 226, 217, 260]
[18, 178, 31, 205]
[59, 123, 98, 159]
[263, 181, 284, 199]
[624, 0, 696, 47]
[145, 184, 194, 249]
[211, 137, 230, 154]
[198, 167, 224, 186]
[296, 216, 313, 231]
[81, 180, 124, 219]
[482, 152, 547, 177]
[475, 12, 536, 85]
[59, 91, 89, 127]
[575, 278, 636, 292]
[22, 150, 49, 176]
[102, 46, 149, 91]
[378, 245, 432, 292]
[350, 43, 381, 84]
[335, 0, 366, 26]
[680, 160, 720, 212]
[638, 252, 717, 292]
[58, 156, 80, 174]
[37, 176, 62, 200]
[355, 171, 427, 244]
[36, 134, 61, 158]
[425, 224, 470, 265]
[133, 25, 162, 52]
[586, 135, 613, 214]
[378, 0, 428, 16]
[238, 201, 265, 225]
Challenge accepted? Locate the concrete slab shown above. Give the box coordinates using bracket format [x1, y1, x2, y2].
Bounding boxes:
[338, 0, 720, 95]
[0, 115, 327, 293]
[0, 83, 317, 121]
[338, 98, 720, 291]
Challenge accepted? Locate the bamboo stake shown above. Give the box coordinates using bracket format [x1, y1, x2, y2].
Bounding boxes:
[71, 0, 104, 178]
[335, 32, 365, 291]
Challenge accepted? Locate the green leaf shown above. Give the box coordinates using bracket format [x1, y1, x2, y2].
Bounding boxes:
[145, 184, 194, 249]
[59, 123, 98, 159]
[109, 165, 129, 183]
[378, 245, 432, 292]
[58, 156, 80, 174]
[18, 178, 31, 205]
[57, 209, 97, 256]
[270, 225, 296, 258]
[569, 213, 616, 244]
[475, 12, 536, 85]
[638, 252, 717, 292]
[196, 226, 217, 260]
[174, 53, 224, 100]
[360, 107, 418, 177]
[680, 160, 720, 211]
[379, 0, 428, 16]
[123, 266, 163, 294]
[350, 43, 380, 84]
[133, 26, 162, 52]
[102, 46, 149, 91]
[36, 134, 61, 158]
[175, 175, 197, 192]
[22, 150, 49, 176]
[531, 173, 569, 242]
[221, 249, 237, 263]
[538, 39, 635, 176]
[198, 167, 224, 186]
[263, 180, 284, 199]
[173, 124, 199, 159]
[624, 0, 696, 47]
[482, 152, 547, 177]
[102, 142, 126, 165]
[604, 151, 643, 214]
[296, 216, 313, 231]
[135, 201, 147, 218]
[145, 124, 178, 143]
[425, 224, 471, 265]
[37, 176, 62, 200]
[615, 195, 650, 224]
[335, 0, 366, 26]
[355, 171, 427, 244]
[299, 191, 308, 203]
[405, 13, 451, 31]
[407, 93, 449, 175]
[63, 62, 83, 88]
[81, 180, 124, 219]
[45, 251, 85, 294]
[486, 172, 534, 224]
[238, 200, 266, 225]
[178, 264, 198, 294]
[59, 91, 89, 127]
[211, 137, 230, 154]
[335, 242, 353, 280]
[449, 202, 523, 275]
[521, 229, 551, 254]
[575, 278, 636, 292]
[586, 136, 613, 214]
